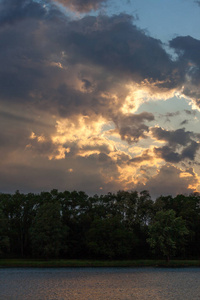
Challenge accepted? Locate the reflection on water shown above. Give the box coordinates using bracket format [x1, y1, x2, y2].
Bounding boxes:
[0, 267, 200, 299]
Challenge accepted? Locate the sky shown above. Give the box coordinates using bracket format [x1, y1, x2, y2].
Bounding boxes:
[1, 0, 200, 198]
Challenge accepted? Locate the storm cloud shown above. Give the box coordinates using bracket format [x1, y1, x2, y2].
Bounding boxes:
[152, 127, 200, 163]
[151, 127, 195, 146]
[0, 0, 200, 195]
[170, 35, 200, 108]
[114, 112, 155, 143]
[64, 13, 179, 87]
[136, 164, 199, 199]
[0, 0, 194, 116]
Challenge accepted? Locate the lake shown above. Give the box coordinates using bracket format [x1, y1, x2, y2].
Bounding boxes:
[1, 267, 200, 299]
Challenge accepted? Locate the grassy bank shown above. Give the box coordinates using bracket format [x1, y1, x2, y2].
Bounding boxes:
[0, 259, 200, 268]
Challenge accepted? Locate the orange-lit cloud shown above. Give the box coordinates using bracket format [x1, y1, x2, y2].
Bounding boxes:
[1, 0, 200, 197]
[135, 164, 200, 198]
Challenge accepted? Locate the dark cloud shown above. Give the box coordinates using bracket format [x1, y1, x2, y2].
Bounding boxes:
[154, 143, 199, 163]
[136, 164, 198, 199]
[170, 36, 200, 64]
[170, 35, 200, 106]
[60, 153, 121, 194]
[0, 0, 47, 25]
[154, 146, 182, 163]
[68, 139, 113, 157]
[184, 109, 196, 115]
[164, 112, 180, 118]
[181, 141, 200, 160]
[179, 110, 197, 126]
[0, 107, 57, 168]
[114, 112, 154, 144]
[0, 3, 129, 120]
[180, 120, 188, 126]
[0, 0, 186, 121]
[151, 127, 194, 146]
[159, 111, 180, 123]
[81, 79, 93, 91]
[0, 159, 68, 193]
[53, 0, 108, 12]
[0, 0, 200, 194]
[27, 137, 60, 158]
[0, 2, 56, 103]
[0, 110, 33, 125]
[0, 0, 199, 121]
[129, 150, 152, 164]
[0, 140, 121, 194]
[0, 114, 31, 161]
[65, 14, 178, 86]
[152, 127, 200, 163]
[114, 152, 131, 166]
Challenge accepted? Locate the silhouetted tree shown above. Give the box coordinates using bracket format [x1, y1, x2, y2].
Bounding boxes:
[86, 216, 133, 259]
[30, 201, 63, 258]
[147, 210, 188, 261]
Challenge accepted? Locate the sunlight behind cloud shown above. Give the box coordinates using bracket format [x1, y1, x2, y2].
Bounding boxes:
[1, 0, 200, 196]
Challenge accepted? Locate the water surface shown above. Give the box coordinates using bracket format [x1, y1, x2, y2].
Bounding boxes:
[1, 267, 200, 299]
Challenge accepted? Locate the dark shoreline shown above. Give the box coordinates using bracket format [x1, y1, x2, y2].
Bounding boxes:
[1, 259, 200, 268]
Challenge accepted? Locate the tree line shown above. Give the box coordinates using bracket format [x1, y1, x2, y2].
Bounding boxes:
[0, 189, 200, 261]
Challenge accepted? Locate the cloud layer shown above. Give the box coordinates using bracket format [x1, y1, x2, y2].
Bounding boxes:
[0, 0, 200, 196]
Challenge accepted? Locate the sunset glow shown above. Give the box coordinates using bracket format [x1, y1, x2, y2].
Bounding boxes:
[1, 0, 200, 197]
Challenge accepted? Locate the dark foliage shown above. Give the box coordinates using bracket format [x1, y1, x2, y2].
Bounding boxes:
[0, 189, 199, 259]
